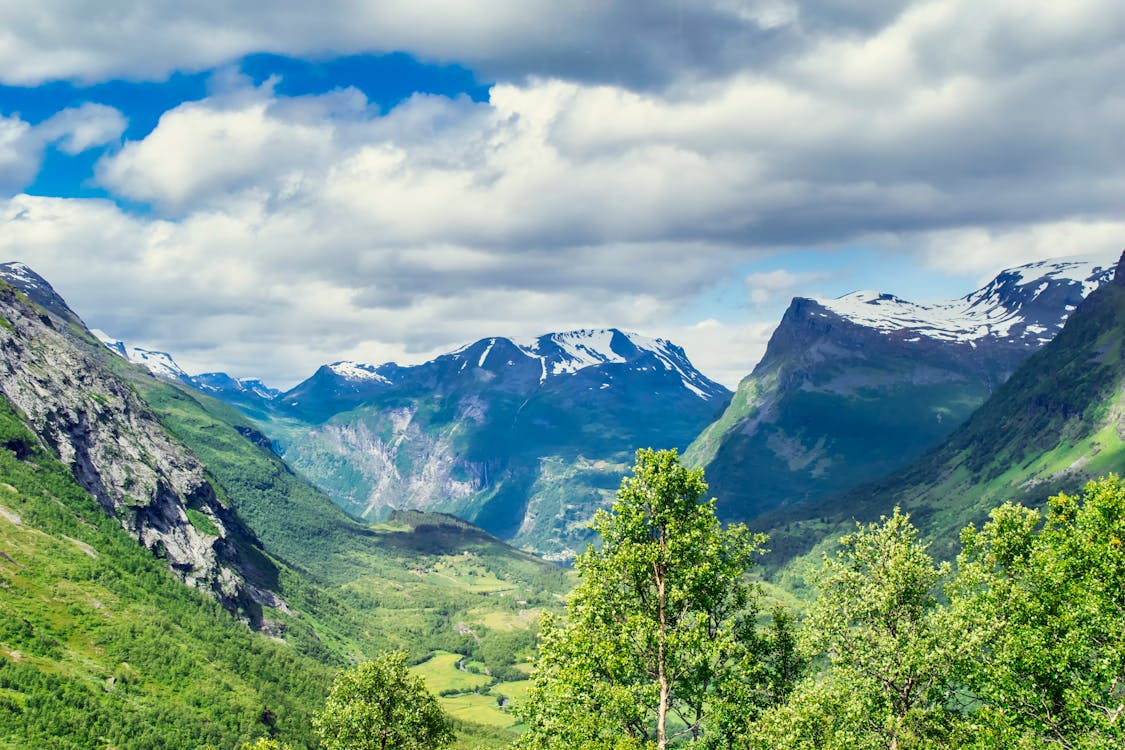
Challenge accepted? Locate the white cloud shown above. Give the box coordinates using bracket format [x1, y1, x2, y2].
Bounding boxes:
[3, 1, 1125, 388]
[912, 222, 1125, 280]
[36, 103, 127, 155]
[744, 269, 830, 307]
[0, 116, 40, 192]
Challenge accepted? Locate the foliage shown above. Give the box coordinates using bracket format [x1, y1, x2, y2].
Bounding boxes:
[313, 651, 455, 750]
[750, 508, 959, 749]
[516, 448, 776, 750]
[949, 475, 1125, 748]
[241, 739, 292, 750]
[0, 396, 333, 748]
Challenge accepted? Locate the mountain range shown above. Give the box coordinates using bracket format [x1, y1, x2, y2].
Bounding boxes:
[3, 248, 1125, 746]
[759, 250, 1125, 589]
[87, 254, 1120, 560]
[0, 261, 570, 748]
[685, 255, 1117, 522]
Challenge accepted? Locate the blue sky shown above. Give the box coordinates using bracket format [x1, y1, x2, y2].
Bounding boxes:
[1, 1, 1123, 387]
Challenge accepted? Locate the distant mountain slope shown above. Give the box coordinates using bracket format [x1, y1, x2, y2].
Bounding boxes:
[686, 255, 1117, 523]
[761, 251, 1125, 584]
[265, 329, 730, 558]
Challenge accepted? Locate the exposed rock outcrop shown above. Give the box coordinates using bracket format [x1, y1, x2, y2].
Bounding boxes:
[0, 265, 284, 625]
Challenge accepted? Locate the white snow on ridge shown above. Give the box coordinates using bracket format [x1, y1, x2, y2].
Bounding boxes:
[543, 329, 626, 375]
[92, 329, 189, 380]
[0, 262, 43, 290]
[507, 328, 720, 399]
[815, 255, 1116, 344]
[328, 361, 391, 383]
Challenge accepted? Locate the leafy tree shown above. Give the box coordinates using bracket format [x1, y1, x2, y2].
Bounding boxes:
[949, 476, 1125, 748]
[516, 448, 770, 750]
[751, 508, 959, 749]
[313, 651, 454, 750]
[241, 739, 291, 750]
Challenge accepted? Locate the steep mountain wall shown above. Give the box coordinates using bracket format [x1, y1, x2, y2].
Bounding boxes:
[0, 269, 284, 623]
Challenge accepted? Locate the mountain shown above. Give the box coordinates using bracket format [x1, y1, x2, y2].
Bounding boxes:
[685, 254, 1118, 523]
[264, 329, 730, 559]
[761, 250, 1125, 585]
[0, 261, 572, 747]
[0, 263, 285, 624]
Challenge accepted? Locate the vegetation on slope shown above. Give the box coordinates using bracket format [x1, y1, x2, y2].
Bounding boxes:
[0, 396, 334, 748]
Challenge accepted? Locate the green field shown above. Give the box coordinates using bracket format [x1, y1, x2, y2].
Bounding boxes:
[412, 650, 534, 733]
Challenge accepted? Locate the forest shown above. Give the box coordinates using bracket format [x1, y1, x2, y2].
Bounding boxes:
[257, 449, 1125, 750]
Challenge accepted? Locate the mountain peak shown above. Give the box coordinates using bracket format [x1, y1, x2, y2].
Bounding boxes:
[1114, 250, 1125, 288]
[92, 329, 191, 382]
[0, 261, 81, 322]
[808, 253, 1117, 347]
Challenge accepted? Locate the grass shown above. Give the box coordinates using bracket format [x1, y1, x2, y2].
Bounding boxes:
[412, 651, 491, 694]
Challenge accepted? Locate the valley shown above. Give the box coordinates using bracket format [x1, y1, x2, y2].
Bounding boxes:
[2, 249, 1124, 747]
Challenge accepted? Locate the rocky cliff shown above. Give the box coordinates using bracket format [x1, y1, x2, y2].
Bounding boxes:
[0, 263, 284, 625]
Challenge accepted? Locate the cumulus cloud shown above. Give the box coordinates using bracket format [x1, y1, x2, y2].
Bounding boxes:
[0, 116, 41, 193]
[0, 0, 806, 89]
[36, 103, 128, 155]
[3, 0, 1124, 387]
[744, 269, 830, 307]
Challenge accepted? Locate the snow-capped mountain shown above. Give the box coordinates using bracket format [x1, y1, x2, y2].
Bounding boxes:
[92, 330, 193, 383]
[191, 372, 281, 400]
[278, 328, 727, 423]
[259, 328, 731, 558]
[812, 256, 1113, 347]
[89, 331, 281, 410]
[685, 253, 1119, 524]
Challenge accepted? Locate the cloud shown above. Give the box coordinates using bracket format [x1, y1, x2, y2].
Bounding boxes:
[911, 221, 1125, 280]
[744, 269, 830, 307]
[36, 103, 128, 155]
[3, 1, 1124, 388]
[0, 116, 40, 193]
[0, 0, 805, 89]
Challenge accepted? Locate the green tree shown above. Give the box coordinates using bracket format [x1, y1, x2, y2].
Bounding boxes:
[751, 508, 959, 749]
[313, 651, 454, 750]
[949, 475, 1125, 748]
[240, 739, 291, 750]
[516, 448, 770, 750]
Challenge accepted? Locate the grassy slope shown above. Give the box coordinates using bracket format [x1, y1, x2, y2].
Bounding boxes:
[129, 377, 573, 744]
[760, 280, 1125, 592]
[0, 396, 334, 749]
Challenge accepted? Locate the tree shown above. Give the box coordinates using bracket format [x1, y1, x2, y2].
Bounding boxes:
[240, 740, 291, 750]
[949, 475, 1125, 748]
[750, 508, 959, 749]
[312, 651, 454, 750]
[516, 448, 771, 750]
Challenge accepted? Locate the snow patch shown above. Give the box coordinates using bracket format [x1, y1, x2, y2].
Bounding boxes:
[815, 255, 1116, 344]
[329, 361, 391, 383]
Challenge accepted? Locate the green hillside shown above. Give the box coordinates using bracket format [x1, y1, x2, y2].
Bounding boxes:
[0, 396, 333, 748]
[130, 377, 572, 744]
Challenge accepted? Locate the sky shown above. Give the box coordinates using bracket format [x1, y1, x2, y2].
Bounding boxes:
[1, 1, 1123, 389]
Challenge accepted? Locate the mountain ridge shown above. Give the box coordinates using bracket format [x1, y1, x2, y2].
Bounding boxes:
[686, 253, 1118, 524]
[759, 250, 1125, 585]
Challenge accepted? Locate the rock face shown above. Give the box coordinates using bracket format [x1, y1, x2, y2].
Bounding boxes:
[265, 329, 730, 559]
[0, 263, 283, 623]
[686, 254, 1119, 522]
